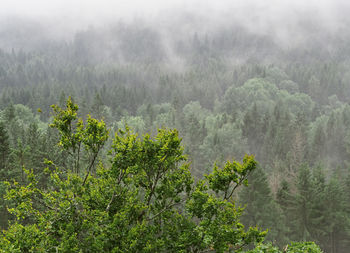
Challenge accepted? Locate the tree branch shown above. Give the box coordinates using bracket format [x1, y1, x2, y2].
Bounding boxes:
[225, 173, 251, 201]
[82, 152, 98, 186]
[147, 201, 181, 221]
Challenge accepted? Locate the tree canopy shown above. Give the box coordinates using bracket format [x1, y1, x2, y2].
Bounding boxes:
[0, 100, 322, 252]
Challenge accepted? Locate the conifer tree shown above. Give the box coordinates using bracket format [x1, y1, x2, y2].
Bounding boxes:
[239, 167, 285, 245]
[0, 121, 10, 229]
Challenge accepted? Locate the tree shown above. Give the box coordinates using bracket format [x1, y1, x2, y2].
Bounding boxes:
[247, 241, 322, 253]
[0, 100, 321, 252]
[0, 121, 10, 229]
[50, 96, 108, 175]
[0, 121, 9, 174]
[1, 136, 263, 252]
[0, 100, 262, 252]
[321, 176, 350, 253]
[239, 167, 285, 246]
[291, 165, 315, 242]
[276, 179, 296, 243]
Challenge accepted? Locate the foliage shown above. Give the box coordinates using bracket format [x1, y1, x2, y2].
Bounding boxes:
[50, 97, 109, 175]
[0, 100, 268, 252]
[2, 25, 350, 251]
[286, 242, 323, 252]
[247, 241, 322, 253]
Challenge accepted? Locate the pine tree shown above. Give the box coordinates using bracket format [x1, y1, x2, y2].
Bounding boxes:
[0, 121, 9, 172]
[276, 179, 294, 242]
[0, 121, 10, 229]
[294, 165, 314, 241]
[239, 167, 285, 245]
[322, 177, 350, 253]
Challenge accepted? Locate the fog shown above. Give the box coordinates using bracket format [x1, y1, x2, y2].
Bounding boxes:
[1, 0, 350, 64]
[1, 0, 350, 43]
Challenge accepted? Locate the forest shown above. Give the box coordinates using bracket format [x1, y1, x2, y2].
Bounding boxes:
[1, 2, 350, 252]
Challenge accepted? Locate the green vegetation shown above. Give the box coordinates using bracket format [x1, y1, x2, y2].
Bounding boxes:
[1, 20, 350, 252]
[0, 100, 321, 252]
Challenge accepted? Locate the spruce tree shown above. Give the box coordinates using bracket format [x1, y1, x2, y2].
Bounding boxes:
[0, 121, 10, 229]
[239, 167, 285, 245]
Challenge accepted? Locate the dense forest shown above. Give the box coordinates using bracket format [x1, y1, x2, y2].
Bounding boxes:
[1, 5, 350, 252]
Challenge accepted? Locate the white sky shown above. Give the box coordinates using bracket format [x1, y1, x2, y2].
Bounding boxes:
[0, 0, 349, 37]
[1, 0, 198, 20]
[0, 0, 345, 19]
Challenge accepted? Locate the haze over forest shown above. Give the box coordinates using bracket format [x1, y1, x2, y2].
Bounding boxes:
[0, 1, 350, 252]
[2, 0, 350, 56]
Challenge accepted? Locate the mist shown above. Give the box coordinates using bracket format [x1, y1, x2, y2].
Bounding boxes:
[1, 0, 350, 52]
